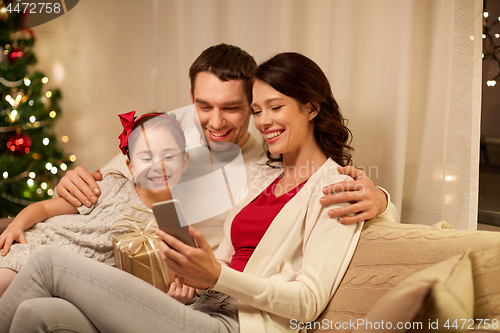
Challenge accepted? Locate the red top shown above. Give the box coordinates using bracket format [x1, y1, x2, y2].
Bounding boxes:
[229, 176, 307, 272]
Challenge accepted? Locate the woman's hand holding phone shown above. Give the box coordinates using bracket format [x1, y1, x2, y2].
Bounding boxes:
[156, 226, 221, 290]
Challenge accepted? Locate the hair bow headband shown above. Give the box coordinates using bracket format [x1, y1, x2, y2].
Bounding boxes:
[118, 111, 186, 155]
[118, 111, 136, 155]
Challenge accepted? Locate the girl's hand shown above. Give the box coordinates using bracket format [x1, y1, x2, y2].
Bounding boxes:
[167, 276, 196, 304]
[0, 224, 27, 256]
[156, 226, 221, 290]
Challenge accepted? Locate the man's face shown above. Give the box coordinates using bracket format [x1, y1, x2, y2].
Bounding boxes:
[191, 71, 251, 151]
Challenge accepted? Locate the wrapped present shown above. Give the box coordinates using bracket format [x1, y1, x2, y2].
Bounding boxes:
[111, 206, 174, 293]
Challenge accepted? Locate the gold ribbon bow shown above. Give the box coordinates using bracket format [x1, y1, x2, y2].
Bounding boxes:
[111, 205, 170, 289]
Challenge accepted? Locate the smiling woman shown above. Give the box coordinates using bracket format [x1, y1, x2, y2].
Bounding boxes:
[252, 52, 353, 169]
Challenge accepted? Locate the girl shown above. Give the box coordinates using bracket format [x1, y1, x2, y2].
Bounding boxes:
[0, 112, 189, 295]
[0, 53, 363, 333]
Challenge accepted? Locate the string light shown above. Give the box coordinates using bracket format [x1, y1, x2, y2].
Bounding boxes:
[483, 7, 500, 88]
[45, 162, 52, 170]
[29, 100, 34, 106]
[0, 77, 23, 87]
[45, 91, 52, 98]
[41, 182, 47, 189]
[6, 95, 15, 106]
[42, 137, 49, 145]
[29, 116, 36, 123]
[36, 188, 42, 195]
[27, 179, 34, 186]
[41, 77, 49, 84]
[47, 189, 53, 196]
[2, 171, 7, 179]
[60, 163, 67, 171]
[9, 110, 17, 122]
[49, 111, 56, 118]
[62, 135, 69, 143]
[24, 77, 31, 86]
[69, 155, 76, 162]
[29, 172, 36, 178]
[1, 192, 35, 206]
[50, 166, 57, 174]
[0, 120, 51, 133]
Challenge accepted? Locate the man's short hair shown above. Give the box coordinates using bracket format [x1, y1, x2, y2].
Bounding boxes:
[189, 44, 257, 104]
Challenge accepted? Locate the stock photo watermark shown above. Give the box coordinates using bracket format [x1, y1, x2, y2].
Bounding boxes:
[290, 318, 499, 331]
[2, 0, 79, 31]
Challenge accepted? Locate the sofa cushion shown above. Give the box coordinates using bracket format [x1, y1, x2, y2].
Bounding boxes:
[469, 246, 500, 321]
[353, 252, 473, 333]
[311, 219, 500, 333]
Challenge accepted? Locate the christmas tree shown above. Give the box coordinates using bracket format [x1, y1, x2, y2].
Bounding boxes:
[0, 3, 73, 217]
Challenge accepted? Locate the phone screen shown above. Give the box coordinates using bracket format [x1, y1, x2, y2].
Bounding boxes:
[152, 199, 197, 248]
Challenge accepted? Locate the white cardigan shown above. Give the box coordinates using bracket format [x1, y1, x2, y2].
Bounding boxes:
[213, 158, 364, 333]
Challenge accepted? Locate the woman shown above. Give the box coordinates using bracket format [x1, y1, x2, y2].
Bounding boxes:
[0, 52, 363, 333]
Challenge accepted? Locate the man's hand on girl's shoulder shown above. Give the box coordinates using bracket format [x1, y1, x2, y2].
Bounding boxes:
[55, 166, 102, 208]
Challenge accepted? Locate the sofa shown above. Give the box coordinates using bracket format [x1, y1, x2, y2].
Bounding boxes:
[311, 219, 500, 333]
[1, 217, 499, 332]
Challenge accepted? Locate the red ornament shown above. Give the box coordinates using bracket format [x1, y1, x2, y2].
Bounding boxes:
[7, 132, 32, 155]
[8, 47, 24, 63]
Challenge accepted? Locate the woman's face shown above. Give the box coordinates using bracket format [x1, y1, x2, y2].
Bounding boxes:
[251, 80, 316, 156]
[127, 127, 189, 191]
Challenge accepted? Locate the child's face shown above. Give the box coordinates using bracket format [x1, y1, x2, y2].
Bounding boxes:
[127, 127, 189, 191]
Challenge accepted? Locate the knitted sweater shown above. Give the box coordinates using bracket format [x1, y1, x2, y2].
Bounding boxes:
[0, 174, 153, 272]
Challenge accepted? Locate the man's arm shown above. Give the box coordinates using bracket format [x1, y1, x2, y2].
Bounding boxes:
[55, 166, 102, 208]
[320, 166, 393, 224]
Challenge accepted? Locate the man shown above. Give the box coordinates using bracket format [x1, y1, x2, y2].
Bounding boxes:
[55, 44, 397, 249]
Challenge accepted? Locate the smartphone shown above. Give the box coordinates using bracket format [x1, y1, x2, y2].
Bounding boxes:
[152, 199, 197, 248]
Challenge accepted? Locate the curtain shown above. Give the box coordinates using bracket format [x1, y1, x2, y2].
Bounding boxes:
[33, 0, 482, 229]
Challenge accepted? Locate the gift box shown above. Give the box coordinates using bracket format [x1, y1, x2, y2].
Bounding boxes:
[111, 207, 174, 293]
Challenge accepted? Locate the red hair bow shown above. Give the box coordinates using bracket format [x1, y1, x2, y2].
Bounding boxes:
[118, 111, 136, 155]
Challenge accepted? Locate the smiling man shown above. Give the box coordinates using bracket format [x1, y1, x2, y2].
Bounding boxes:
[55, 44, 397, 249]
[193, 71, 250, 151]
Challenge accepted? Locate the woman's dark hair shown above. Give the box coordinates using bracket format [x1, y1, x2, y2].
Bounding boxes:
[254, 52, 353, 166]
[126, 112, 185, 159]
